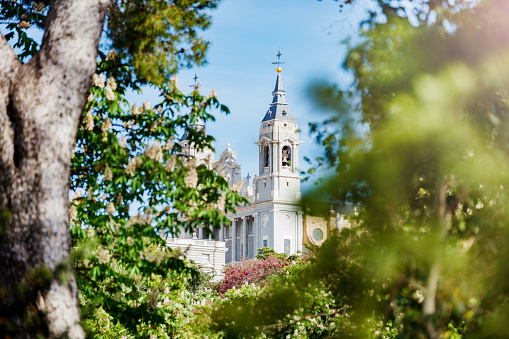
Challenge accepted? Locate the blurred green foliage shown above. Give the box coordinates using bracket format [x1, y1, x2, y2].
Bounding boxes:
[304, 0, 509, 337]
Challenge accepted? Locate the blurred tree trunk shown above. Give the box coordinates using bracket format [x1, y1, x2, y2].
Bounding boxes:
[0, 0, 108, 337]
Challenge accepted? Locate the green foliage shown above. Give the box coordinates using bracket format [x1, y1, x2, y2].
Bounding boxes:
[77, 241, 222, 338]
[69, 51, 247, 336]
[212, 253, 349, 338]
[186, 261, 218, 295]
[334, 0, 473, 27]
[0, 0, 217, 87]
[0, 0, 47, 61]
[255, 247, 288, 260]
[108, 0, 218, 86]
[305, 0, 509, 337]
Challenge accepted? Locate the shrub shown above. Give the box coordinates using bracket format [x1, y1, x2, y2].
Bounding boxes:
[216, 250, 291, 294]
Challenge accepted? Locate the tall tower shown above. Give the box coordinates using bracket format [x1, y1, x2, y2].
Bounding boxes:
[180, 74, 215, 169]
[248, 64, 304, 256]
[255, 67, 301, 203]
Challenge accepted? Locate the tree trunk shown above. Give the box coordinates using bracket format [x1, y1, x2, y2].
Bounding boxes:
[0, 1, 108, 337]
[423, 181, 451, 339]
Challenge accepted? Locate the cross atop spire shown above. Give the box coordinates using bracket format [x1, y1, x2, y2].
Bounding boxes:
[272, 49, 285, 69]
[190, 72, 200, 89]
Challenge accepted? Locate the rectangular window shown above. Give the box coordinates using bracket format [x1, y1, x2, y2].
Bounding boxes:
[202, 253, 210, 263]
[284, 239, 290, 255]
[263, 239, 268, 247]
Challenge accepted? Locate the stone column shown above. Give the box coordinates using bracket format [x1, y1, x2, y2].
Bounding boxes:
[242, 217, 248, 259]
[219, 223, 224, 241]
[231, 219, 237, 262]
[208, 225, 213, 240]
[273, 142, 279, 197]
[269, 143, 273, 173]
[292, 143, 296, 172]
[259, 144, 263, 176]
[198, 225, 203, 239]
[295, 143, 300, 174]
[253, 213, 259, 256]
[273, 142, 278, 174]
[297, 212, 304, 254]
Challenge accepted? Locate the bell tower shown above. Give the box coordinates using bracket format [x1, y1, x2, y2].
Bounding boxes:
[255, 66, 301, 203]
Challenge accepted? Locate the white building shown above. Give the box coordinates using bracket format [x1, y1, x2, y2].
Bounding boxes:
[167, 67, 349, 275]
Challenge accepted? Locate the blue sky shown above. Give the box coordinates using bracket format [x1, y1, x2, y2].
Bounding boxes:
[162, 0, 376, 191]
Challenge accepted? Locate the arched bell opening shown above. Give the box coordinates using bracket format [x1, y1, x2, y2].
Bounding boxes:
[282, 145, 291, 167]
[264, 146, 270, 168]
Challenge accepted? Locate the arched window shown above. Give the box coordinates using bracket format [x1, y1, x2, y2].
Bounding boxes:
[282, 146, 291, 166]
[264, 146, 270, 167]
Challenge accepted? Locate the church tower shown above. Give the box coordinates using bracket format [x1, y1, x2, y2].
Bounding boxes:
[245, 64, 304, 256]
[255, 67, 301, 203]
[180, 120, 216, 170]
[180, 74, 215, 170]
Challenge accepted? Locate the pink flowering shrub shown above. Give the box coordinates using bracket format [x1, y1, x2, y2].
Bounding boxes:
[216, 254, 290, 294]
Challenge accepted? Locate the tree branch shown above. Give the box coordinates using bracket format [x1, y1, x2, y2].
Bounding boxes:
[423, 181, 451, 339]
[383, 276, 407, 323]
[29, 0, 110, 126]
[0, 35, 18, 70]
[39, 0, 110, 70]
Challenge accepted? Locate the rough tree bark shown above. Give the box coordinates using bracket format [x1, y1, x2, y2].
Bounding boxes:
[0, 0, 109, 337]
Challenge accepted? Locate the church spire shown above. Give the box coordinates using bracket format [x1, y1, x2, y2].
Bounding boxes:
[181, 73, 205, 141]
[272, 70, 285, 97]
[262, 67, 296, 122]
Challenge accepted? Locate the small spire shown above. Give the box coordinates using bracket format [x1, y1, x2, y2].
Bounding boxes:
[261, 51, 295, 122]
[273, 72, 285, 94]
[181, 72, 204, 141]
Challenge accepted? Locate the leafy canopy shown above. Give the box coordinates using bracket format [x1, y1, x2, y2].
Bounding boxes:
[305, 0, 509, 337]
